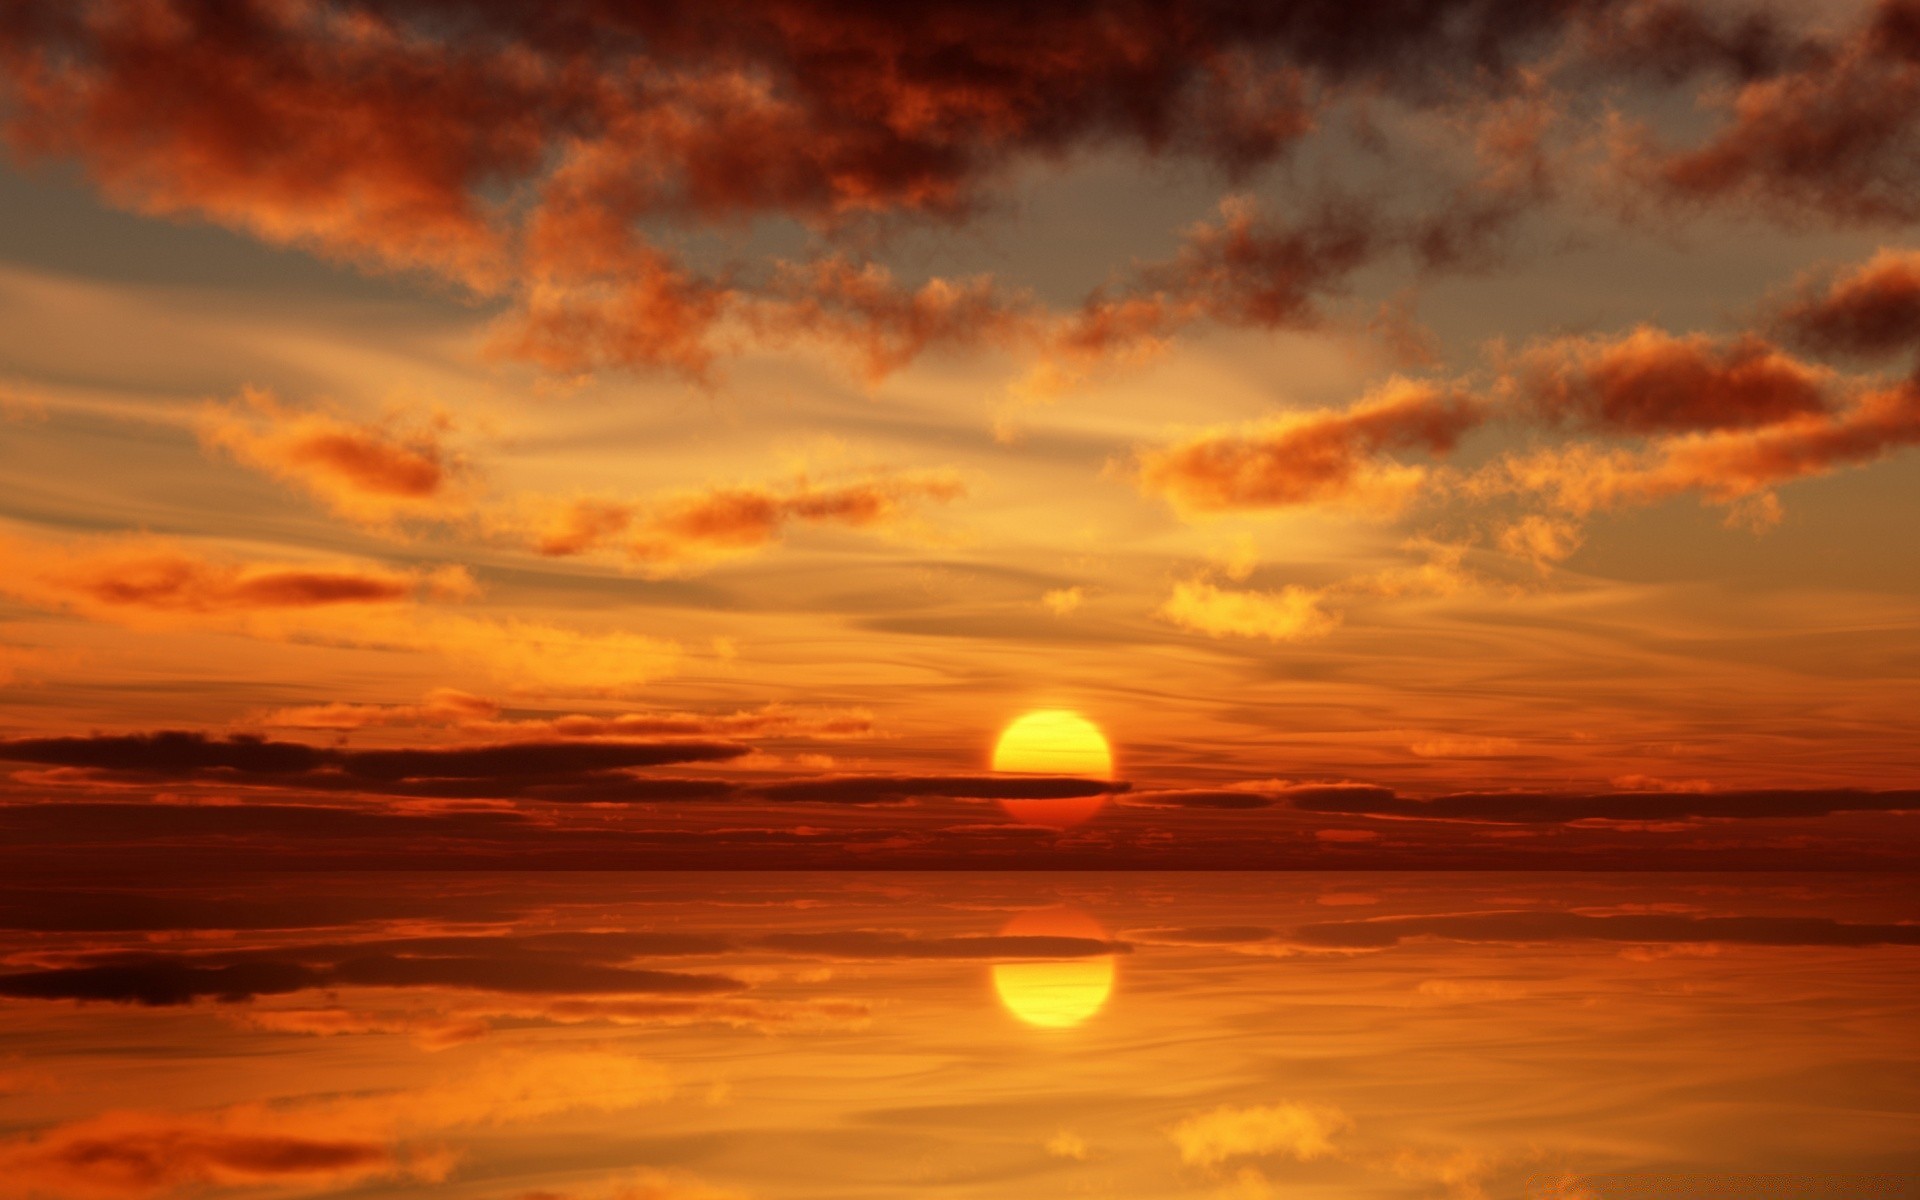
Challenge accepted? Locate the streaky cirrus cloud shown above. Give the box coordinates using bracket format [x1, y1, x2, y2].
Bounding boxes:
[1288, 910, 1920, 950]
[1285, 785, 1920, 822]
[0, 730, 747, 801]
[250, 692, 873, 741]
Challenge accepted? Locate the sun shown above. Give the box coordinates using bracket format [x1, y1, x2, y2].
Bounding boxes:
[992, 709, 1113, 777]
[991, 907, 1117, 1028]
[991, 709, 1113, 828]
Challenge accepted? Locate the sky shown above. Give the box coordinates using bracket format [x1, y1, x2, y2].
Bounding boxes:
[2, 0, 1920, 867]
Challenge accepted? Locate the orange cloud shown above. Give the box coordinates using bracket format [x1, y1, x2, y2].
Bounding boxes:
[1159, 578, 1340, 642]
[1136, 378, 1483, 515]
[0, 532, 461, 621]
[200, 389, 471, 527]
[754, 256, 1034, 382]
[1620, 1, 1920, 225]
[532, 473, 965, 571]
[1021, 197, 1377, 400]
[1507, 326, 1833, 432]
[1774, 247, 1920, 359]
[250, 689, 502, 731]
[1168, 1101, 1352, 1168]
[1477, 377, 1920, 519]
[251, 694, 871, 740]
[0, 1111, 444, 1200]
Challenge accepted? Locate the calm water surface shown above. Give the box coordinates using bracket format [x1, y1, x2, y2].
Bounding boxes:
[0, 873, 1915, 1200]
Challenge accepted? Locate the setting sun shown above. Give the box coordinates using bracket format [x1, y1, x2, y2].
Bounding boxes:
[992, 710, 1113, 778]
[991, 710, 1114, 827]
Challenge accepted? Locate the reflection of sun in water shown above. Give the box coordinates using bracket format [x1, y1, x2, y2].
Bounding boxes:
[991, 709, 1113, 828]
[992, 908, 1116, 1028]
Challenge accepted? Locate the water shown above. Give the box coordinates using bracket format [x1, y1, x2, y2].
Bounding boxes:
[0, 872, 1915, 1200]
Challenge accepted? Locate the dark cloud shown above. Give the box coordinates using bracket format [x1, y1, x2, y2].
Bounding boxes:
[1126, 925, 1278, 944]
[1291, 910, 1920, 949]
[0, 947, 744, 1006]
[750, 931, 1129, 959]
[0, 960, 323, 1006]
[1509, 327, 1834, 433]
[1626, 0, 1920, 225]
[1135, 378, 1484, 514]
[753, 775, 1128, 804]
[1774, 248, 1920, 359]
[0, 0, 1691, 383]
[1287, 786, 1920, 823]
[0, 730, 747, 799]
[1122, 784, 1395, 810]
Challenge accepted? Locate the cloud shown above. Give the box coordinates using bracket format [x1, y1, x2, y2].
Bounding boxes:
[1168, 1102, 1351, 1168]
[250, 694, 873, 741]
[1773, 247, 1920, 359]
[530, 472, 965, 570]
[0, 951, 744, 1006]
[1619, 0, 1920, 225]
[1029, 198, 1377, 396]
[1472, 377, 1920, 521]
[1286, 785, 1920, 823]
[751, 774, 1127, 805]
[1136, 378, 1484, 515]
[753, 256, 1034, 382]
[1122, 783, 1394, 810]
[200, 388, 472, 527]
[1506, 326, 1834, 433]
[1159, 578, 1340, 642]
[0, 730, 747, 800]
[250, 689, 502, 731]
[0, 532, 455, 621]
[0, 1, 1685, 385]
[0, 1113, 437, 1200]
[1159, 541, 1471, 642]
[0, 1049, 670, 1199]
[1496, 514, 1584, 569]
[749, 931, 1129, 960]
[1289, 910, 1920, 950]
[1041, 586, 1084, 616]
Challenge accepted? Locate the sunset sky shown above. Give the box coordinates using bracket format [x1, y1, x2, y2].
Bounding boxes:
[4, 0, 1920, 868]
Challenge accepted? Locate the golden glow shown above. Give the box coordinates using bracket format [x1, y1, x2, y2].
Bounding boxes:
[991, 908, 1116, 1028]
[992, 710, 1114, 828]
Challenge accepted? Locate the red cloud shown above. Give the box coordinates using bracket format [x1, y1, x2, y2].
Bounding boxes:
[1621, 0, 1920, 225]
[0, 1112, 433, 1200]
[0, 533, 455, 618]
[1508, 326, 1833, 432]
[1774, 248, 1920, 359]
[533, 472, 965, 569]
[1481, 376, 1920, 517]
[200, 389, 470, 526]
[0, 1, 1627, 384]
[1136, 377, 1483, 513]
[1028, 198, 1377, 395]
